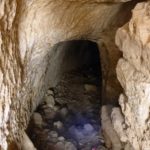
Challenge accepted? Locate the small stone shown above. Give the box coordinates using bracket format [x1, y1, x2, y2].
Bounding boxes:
[32, 112, 43, 128]
[100, 138, 105, 144]
[55, 142, 65, 150]
[68, 139, 78, 147]
[44, 129, 50, 133]
[65, 142, 77, 150]
[44, 95, 55, 108]
[60, 107, 68, 117]
[53, 106, 60, 111]
[84, 84, 97, 92]
[53, 121, 63, 130]
[41, 104, 49, 109]
[58, 136, 65, 141]
[69, 126, 84, 140]
[47, 89, 54, 96]
[43, 108, 56, 119]
[49, 131, 58, 138]
[50, 137, 58, 143]
[84, 123, 94, 132]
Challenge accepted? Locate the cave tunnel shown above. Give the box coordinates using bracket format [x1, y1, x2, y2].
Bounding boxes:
[1, 0, 150, 150]
[27, 40, 105, 150]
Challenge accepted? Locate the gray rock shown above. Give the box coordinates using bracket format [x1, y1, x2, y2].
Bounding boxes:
[44, 108, 56, 119]
[65, 142, 77, 150]
[58, 136, 65, 142]
[44, 95, 55, 108]
[50, 137, 58, 143]
[69, 126, 84, 140]
[53, 121, 63, 130]
[84, 123, 94, 132]
[43, 129, 50, 133]
[55, 142, 65, 150]
[47, 89, 54, 96]
[49, 131, 58, 138]
[60, 107, 68, 117]
[32, 112, 43, 128]
[41, 104, 50, 109]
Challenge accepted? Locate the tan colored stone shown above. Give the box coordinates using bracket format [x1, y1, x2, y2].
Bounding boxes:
[101, 105, 122, 150]
[32, 112, 43, 128]
[21, 132, 37, 150]
[115, 2, 150, 149]
[111, 107, 127, 142]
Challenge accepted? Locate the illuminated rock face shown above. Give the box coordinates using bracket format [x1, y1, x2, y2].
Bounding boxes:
[0, 1, 23, 149]
[115, 2, 150, 149]
[0, 0, 148, 149]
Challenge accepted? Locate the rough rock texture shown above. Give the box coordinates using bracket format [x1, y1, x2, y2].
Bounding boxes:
[0, 0, 23, 149]
[101, 105, 122, 150]
[21, 132, 37, 150]
[115, 1, 150, 149]
[0, 0, 144, 149]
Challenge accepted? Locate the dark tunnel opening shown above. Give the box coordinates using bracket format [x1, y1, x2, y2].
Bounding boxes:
[27, 40, 106, 150]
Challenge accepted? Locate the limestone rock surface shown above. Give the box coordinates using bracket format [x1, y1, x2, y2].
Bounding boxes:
[115, 1, 150, 149]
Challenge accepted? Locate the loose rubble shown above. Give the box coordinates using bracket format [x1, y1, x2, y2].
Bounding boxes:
[27, 68, 107, 150]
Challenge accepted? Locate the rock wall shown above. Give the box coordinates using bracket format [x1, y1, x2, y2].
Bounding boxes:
[0, 0, 145, 149]
[0, 0, 23, 149]
[114, 1, 150, 149]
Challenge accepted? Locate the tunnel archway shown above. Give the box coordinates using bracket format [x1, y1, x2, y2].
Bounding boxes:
[44, 40, 102, 89]
[27, 40, 105, 150]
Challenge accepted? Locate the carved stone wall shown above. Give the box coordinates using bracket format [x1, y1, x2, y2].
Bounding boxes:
[114, 2, 150, 149]
[0, 0, 145, 149]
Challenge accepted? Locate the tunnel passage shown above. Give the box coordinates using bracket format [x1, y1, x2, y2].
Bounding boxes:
[27, 40, 106, 150]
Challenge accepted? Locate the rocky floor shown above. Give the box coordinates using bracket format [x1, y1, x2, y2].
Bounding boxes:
[27, 67, 107, 150]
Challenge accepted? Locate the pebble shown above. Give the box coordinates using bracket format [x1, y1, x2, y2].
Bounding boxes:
[49, 131, 58, 138]
[84, 123, 94, 132]
[44, 95, 55, 108]
[32, 112, 43, 128]
[47, 89, 54, 96]
[69, 126, 84, 140]
[65, 142, 77, 150]
[60, 107, 68, 117]
[44, 108, 56, 119]
[58, 136, 65, 142]
[53, 121, 63, 130]
[50, 137, 58, 143]
[55, 142, 65, 150]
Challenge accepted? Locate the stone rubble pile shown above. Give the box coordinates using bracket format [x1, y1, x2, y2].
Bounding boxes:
[27, 69, 107, 150]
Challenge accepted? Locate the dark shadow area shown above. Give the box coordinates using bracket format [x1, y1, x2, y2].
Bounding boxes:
[44, 40, 102, 88]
